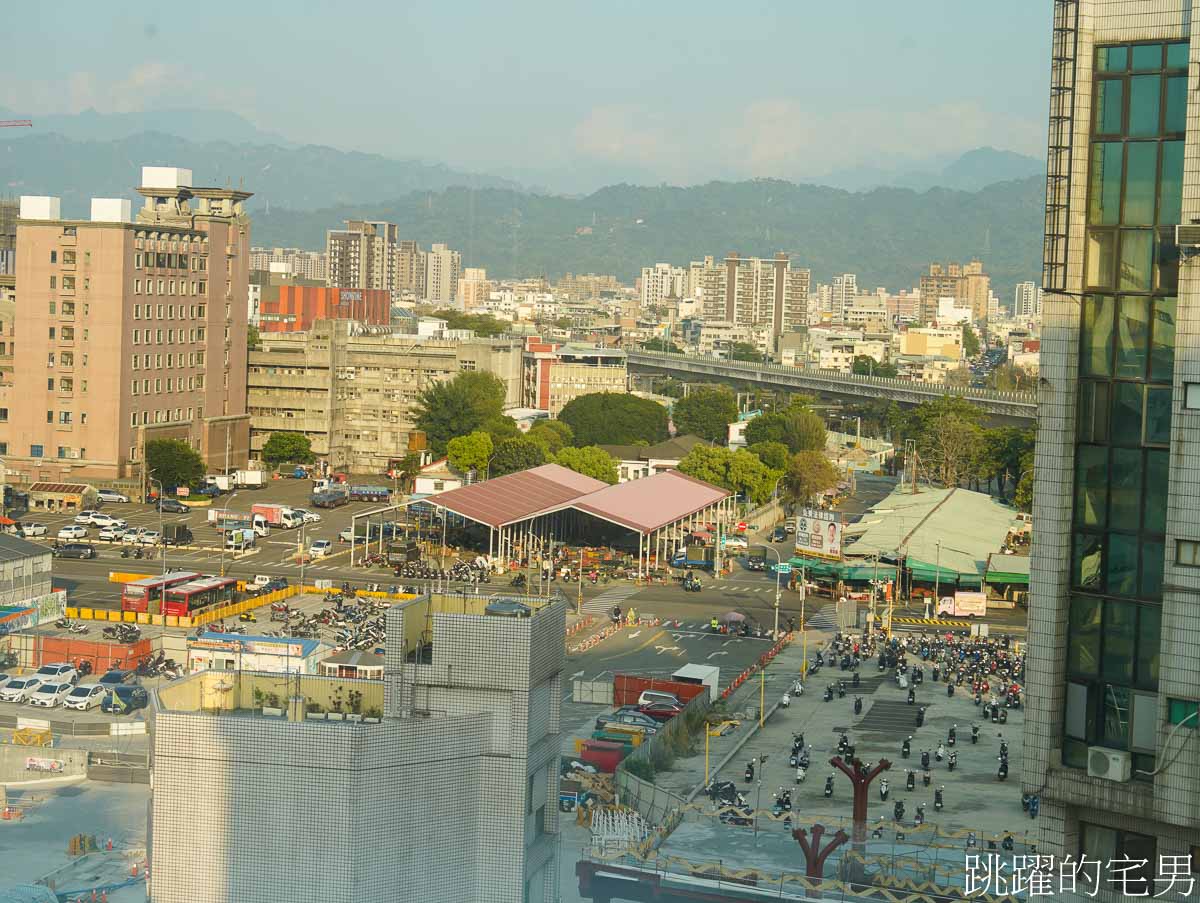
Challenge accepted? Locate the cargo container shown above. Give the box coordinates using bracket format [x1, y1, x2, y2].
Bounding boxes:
[234, 470, 265, 490]
[206, 509, 269, 537]
[163, 524, 194, 546]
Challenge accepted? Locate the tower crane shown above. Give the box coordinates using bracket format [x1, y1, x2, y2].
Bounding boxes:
[0, 121, 32, 128]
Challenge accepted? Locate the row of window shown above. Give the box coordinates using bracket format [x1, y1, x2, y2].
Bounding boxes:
[47, 326, 80, 341]
[132, 327, 206, 345]
[134, 251, 199, 271]
[46, 352, 81, 367]
[133, 279, 206, 296]
[129, 408, 193, 427]
[131, 352, 205, 370]
[27, 444, 88, 459]
[134, 231, 206, 252]
[133, 303, 206, 321]
[48, 378, 79, 392]
[131, 375, 203, 395]
[45, 410, 85, 425]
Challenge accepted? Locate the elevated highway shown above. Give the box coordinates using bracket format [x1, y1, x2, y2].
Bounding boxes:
[626, 350, 1037, 422]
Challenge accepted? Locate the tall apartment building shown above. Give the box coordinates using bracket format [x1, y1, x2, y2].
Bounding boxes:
[149, 590, 566, 903]
[1, 168, 251, 483]
[394, 239, 425, 295]
[1025, 6, 1198, 882]
[326, 220, 399, 292]
[830, 273, 858, 323]
[1013, 280, 1045, 320]
[639, 262, 686, 308]
[918, 260, 991, 323]
[247, 320, 521, 472]
[457, 267, 492, 309]
[554, 272, 621, 301]
[249, 246, 328, 281]
[688, 256, 715, 301]
[521, 337, 627, 414]
[695, 252, 809, 338]
[422, 242, 462, 304]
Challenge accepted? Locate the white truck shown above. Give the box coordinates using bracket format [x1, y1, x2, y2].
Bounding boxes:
[206, 474, 234, 492]
[207, 509, 270, 537]
[672, 663, 720, 703]
[235, 470, 265, 490]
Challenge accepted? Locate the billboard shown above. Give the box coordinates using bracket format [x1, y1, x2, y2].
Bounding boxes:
[794, 508, 843, 560]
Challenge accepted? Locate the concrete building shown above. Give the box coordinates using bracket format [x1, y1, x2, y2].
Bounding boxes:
[897, 325, 963, 359]
[598, 435, 706, 483]
[1025, 6, 1199, 883]
[521, 337, 626, 415]
[326, 220, 399, 292]
[554, 272, 621, 301]
[393, 239, 424, 296]
[1013, 280, 1044, 321]
[695, 253, 809, 338]
[805, 326, 886, 372]
[247, 320, 522, 473]
[829, 273, 858, 323]
[918, 260, 990, 324]
[259, 286, 390, 333]
[457, 267, 492, 309]
[640, 263, 687, 308]
[249, 247, 327, 282]
[0, 167, 251, 483]
[422, 243, 462, 304]
[691, 320, 774, 358]
[149, 590, 566, 903]
[187, 632, 330, 675]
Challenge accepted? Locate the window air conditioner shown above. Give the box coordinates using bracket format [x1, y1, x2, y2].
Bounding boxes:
[1087, 747, 1132, 782]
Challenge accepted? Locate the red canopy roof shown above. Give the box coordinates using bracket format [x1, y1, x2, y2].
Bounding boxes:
[570, 470, 730, 533]
[423, 463, 607, 528]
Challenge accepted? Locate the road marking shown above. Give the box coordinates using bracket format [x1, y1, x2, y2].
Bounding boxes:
[654, 645, 681, 655]
[707, 651, 728, 660]
[627, 630, 641, 639]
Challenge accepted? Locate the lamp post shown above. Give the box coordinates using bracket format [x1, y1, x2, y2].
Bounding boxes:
[762, 544, 783, 641]
[149, 474, 166, 583]
[298, 523, 307, 591]
[218, 492, 239, 578]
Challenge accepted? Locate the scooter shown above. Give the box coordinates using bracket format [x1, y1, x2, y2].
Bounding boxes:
[923, 770, 931, 787]
[915, 804, 925, 826]
[948, 750, 957, 771]
[824, 774, 834, 797]
[907, 687, 916, 705]
[879, 778, 889, 801]
[837, 681, 846, 699]
[745, 760, 755, 783]
[852, 671, 860, 689]
[916, 706, 926, 728]
[901, 736, 911, 758]
[795, 766, 806, 784]
[920, 750, 930, 770]
[997, 758, 1009, 781]
[948, 725, 957, 747]
[823, 685, 834, 702]
[780, 692, 790, 708]
[906, 770, 915, 791]
[971, 725, 980, 745]
[999, 739, 1009, 758]
[853, 696, 863, 715]
[935, 743, 945, 763]
[893, 800, 905, 823]
[946, 682, 954, 697]
[792, 679, 804, 696]
[935, 786, 944, 810]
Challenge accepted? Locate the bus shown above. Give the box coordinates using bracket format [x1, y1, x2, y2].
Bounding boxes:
[121, 571, 203, 613]
[161, 575, 239, 617]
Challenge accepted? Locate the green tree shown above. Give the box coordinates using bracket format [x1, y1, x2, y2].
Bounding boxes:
[850, 355, 898, 378]
[489, 437, 547, 477]
[920, 413, 984, 487]
[1014, 450, 1035, 511]
[782, 451, 840, 506]
[413, 371, 507, 454]
[656, 377, 687, 399]
[742, 408, 826, 452]
[729, 342, 765, 362]
[527, 420, 574, 454]
[446, 431, 493, 475]
[146, 439, 205, 491]
[642, 338, 682, 353]
[671, 385, 738, 442]
[554, 446, 619, 483]
[432, 309, 509, 337]
[988, 363, 1036, 391]
[481, 414, 521, 443]
[393, 453, 422, 492]
[261, 431, 316, 466]
[247, 324, 261, 350]
[961, 323, 981, 358]
[677, 445, 780, 504]
[558, 393, 669, 446]
[748, 440, 790, 471]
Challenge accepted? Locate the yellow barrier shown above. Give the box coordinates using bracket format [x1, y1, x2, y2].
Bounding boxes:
[123, 611, 136, 623]
[108, 571, 153, 584]
[166, 616, 179, 628]
[65, 607, 78, 619]
[136, 613, 150, 625]
[78, 608, 93, 620]
[151, 615, 164, 627]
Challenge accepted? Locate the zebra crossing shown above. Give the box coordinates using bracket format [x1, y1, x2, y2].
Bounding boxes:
[803, 608, 837, 631]
[580, 586, 640, 615]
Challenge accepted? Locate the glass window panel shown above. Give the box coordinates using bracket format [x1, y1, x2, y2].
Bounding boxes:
[1075, 444, 1109, 527]
[1064, 737, 1090, 768]
[1073, 532, 1104, 590]
[1114, 297, 1151, 377]
[1156, 228, 1180, 293]
[1165, 76, 1187, 132]
[1131, 44, 1162, 70]
[1081, 822, 1119, 861]
[1089, 143, 1123, 224]
[1101, 683, 1131, 746]
[1068, 595, 1102, 676]
[1094, 81, 1125, 136]
[1107, 532, 1140, 597]
[1110, 447, 1144, 524]
[1128, 75, 1161, 136]
[1158, 141, 1184, 224]
[1081, 294, 1114, 376]
[1137, 602, 1162, 686]
[1104, 599, 1138, 680]
[1087, 231, 1116, 289]
[1111, 384, 1145, 448]
[1119, 229, 1154, 290]
[1122, 142, 1157, 224]
[1143, 449, 1169, 535]
[1097, 46, 1129, 72]
[1077, 381, 1111, 443]
[1150, 297, 1176, 380]
[1145, 387, 1171, 444]
[1166, 42, 1189, 69]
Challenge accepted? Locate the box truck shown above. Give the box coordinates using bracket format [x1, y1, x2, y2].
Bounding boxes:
[251, 503, 303, 529]
[207, 509, 269, 537]
[234, 470, 265, 490]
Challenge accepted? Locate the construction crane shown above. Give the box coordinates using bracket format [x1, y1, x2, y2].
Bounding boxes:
[0, 120, 32, 128]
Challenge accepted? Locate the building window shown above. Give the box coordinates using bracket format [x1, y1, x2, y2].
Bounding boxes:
[48, 302, 56, 315]
[131, 380, 138, 396]
[0, 408, 7, 422]
[0, 443, 7, 455]
[1177, 540, 1200, 566]
[134, 304, 140, 319]
[1167, 697, 1198, 727]
[135, 253, 142, 269]
[48, 327, 54, 340]
[58, 412, 71, 424]
[50, 250, 57, 264]
[130, 414, 137, 428]
[49, 276, 55, 290]
[80, 412, 86, 423]
[1079, 821, 1156, 894]
[30, 444, 42, 458]
[46, 410, 52, 423]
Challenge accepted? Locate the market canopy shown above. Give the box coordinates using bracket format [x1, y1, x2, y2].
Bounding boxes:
[985, 552, 1031, 586]
[419, 463, 608, 528]
[567, 470, 730, 534]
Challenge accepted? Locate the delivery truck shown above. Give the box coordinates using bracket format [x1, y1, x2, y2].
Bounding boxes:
[348, 485, 391, 502]
[163, 524, 194, 546]
[671, 543, 715, 570]
[205, 474, 234, 492]
[251, 503, 303, 529]
[234, 470, 265, 490]
[207, 509, 270, 537]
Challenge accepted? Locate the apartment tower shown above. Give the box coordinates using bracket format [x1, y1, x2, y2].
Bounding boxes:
[697, 252, 809, 338]
[1025, 1, 1200, 885]
[3, 167, 251, 483]
[422, 242, 462, 304]
[326, 220, 398, 292]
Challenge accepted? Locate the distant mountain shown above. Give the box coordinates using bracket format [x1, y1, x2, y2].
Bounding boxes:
[821, 147, 1045, 193]
[250, 176, 1045, 298]
[0, 131, 522, 213]
[0, 106, 294, 147]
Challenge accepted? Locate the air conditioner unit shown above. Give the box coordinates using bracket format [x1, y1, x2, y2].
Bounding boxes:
[1087, 746, 1132, 782]
[1176, 223, 1200, 247]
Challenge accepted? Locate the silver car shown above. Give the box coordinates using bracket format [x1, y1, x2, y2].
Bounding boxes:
[0, 676, 43, 703]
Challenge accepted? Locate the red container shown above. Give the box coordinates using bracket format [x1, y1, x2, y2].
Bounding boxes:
[579, 739, 626, 774]
[613, 674, 707, 708]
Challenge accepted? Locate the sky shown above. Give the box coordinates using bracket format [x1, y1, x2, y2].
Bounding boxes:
[3, 1, 1053, 193]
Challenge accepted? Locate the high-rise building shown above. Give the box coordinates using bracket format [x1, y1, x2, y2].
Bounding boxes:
[393, 239, 425, 295]
[830, 273, 858, 323]
[1025, 8, 1195, 876]
[422, 242, 462, 304]
[326, 220, 399, 292]
[249, 246, 328, 282]
[640, 263, 687, 308]
[554, 272, 622, 301]
[695, 253, 809, 337]
[457, 267, 492, 309]
[918, 260, 990, 323]
[688, 256, 715, 301]
[0, 167, 251, 482]
[521, 337, 627, 414]
[1014, 280, 1044, 320]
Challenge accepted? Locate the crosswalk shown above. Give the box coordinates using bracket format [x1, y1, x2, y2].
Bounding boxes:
[803, 608, 837, 631]
[581, 586, 640, 615]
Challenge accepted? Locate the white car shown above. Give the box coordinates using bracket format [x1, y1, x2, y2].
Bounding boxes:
[722, 535, 749, 550]
[61, 683, 108, 711]
[0, 676, 43, 703]
[0, 672, 12, 690]
[88, 514, 127, 530]
[292, 508, 321, 524]
[122, 527, 148, 542]
[96, 489, 130, 503]
[309, 539, 333, 558]
[135, 531, 161, 546]
[57, 525, 88, 540]
[34, 662, 79, 685]
[19, 523, 47, 538]
[28, 682, 73, 708]
[98, 526, 125, 542]
[75, 510, 102, 525]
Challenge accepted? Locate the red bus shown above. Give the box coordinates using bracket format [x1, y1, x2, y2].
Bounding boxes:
[121, 571, 202, 613]
[161, 576, 239, 617]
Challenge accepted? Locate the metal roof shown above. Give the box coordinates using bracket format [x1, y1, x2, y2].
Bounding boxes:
[570, 470, 730, 534]
[0, 532, 50, 563]
[423, 463, 608, 528]
[28, 482, 90, 494]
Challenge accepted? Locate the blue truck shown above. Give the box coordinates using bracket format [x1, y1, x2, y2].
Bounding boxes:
[348, 485, 392, 503]
[671, 544, 715, 570]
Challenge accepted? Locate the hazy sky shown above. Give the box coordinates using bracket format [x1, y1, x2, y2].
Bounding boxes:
[4, 1, 1052, 190]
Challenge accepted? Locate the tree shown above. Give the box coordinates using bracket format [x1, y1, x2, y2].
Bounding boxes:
[642, 338, 682, 353]
[554, 446, 619, 483]
[480, 414, 521, 443]
[782, 451, 839, 506]
[961, 323, 981, 359]
[743, 408, 826, 453]
[850, 355, 898, 378]
[489, 438, 547, 477]
[748, 440, 790, 471]
[146, 439, 205, 491]
[432, 309, 510, 337]
[446, 431, 493, 476]
[413, 371, 507, 454]
[743, 412, 789, 447]
[261, 431, 316, 466]
[671, 385, 739, 442]
[945, 367, 972, 387]
[1014, 450, 1034, 511]
[656, 377, 687, 399]
[729, 342, 765, 362]
[393, 453, 422, 492]
[920, 413, 984, 487]
[677, 446, 780, 504]
[527, 420, 574, 454]
[247, 324, 261, 350]
[558, 393, 669, 446]
[989, 363, 1036, 391]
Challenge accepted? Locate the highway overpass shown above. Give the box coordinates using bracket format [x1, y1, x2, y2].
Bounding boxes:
[626, 350, 1037, 422]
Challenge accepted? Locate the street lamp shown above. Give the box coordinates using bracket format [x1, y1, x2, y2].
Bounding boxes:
[149, 474, 166, 584]
[762, 545, 784, 641]
[218, 492, 239, 577]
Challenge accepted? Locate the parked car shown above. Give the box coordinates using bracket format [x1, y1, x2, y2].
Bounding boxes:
[97, 527, 125, 542]
[637, 701, 685, 722]
[784, 522, 796, 535]
[101, 684, 149, 714]
[595, 707, 660, 735]
[88, 514, 127, 529]
[96, 489, 131, 504]
[35, 662, 79, 685]
[97, 669, 136, 688]
[62, 683, 108, 711]
[292, 508, 321, 524]
[722, 535, 749, 550]
[157, 498, 189, 514]
[29, 682, 74, 708]
[75, 510, 102, 525]
[19, 523, 47, 538]
[57, 525, 88, 541]
[53, 543, 97, 560]
[309, 539, 333, 558]
[121, 528, 149, 542]
[134, 531, 161, 546]
[0, 672, 12, 690]
[637, 690, 681, 707]
[0, 676, 43, 703]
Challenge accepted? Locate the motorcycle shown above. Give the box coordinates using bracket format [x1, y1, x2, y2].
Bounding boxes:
[795, 766, 806, 784]
[935, 786, 944, 810]
[997, 758, 1009, 781]
[915, 804, 925, 826]
[999, 739, 1009, 758]
[901, 736, 911, 758]
[780, 692, 790, 708]
[823, 685, 833, 702]
[920, 750, 930, 770]
[878, 778, 889, 801]
[893, 800, 905, 823]
[922, 770, 931, 787]
[935, 743, 945, 762]
[905, 770, 915, 791]
[916, 706, 926, 728]
[745, 760, 755, 783]
[120, 547, 131, 558]
[824, 774, 834, 798]
[791, 679, 804, 696]
[853, 696, 863, 715]
[946, 682, 954, 697]
[906, 687, 916, 706]
[851, 672, 860, 689]
[948, 725, 957, 747]
[948, 750, 957, 771]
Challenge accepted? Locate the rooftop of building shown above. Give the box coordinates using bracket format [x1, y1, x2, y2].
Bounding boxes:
[187, 631, 327, 659]
[598, 434, 707, 462]
[0, 532, 51, 563]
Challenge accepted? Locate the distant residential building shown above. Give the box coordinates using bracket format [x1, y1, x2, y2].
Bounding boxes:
[555, 272, 622, 300]
[695, 253, 809, 338]
[422, 243, 462, 304]
[693, 321, 773, 358]
[393, 239, 425, 295]
[457, 267, 492, 309]
[894, 355, 960, 384]
[259, 286, 391, 333]
[843, 291, 889, 329]
[830, 273, 858, 323]
[599, 435, 706, 483]
[919, 260, 990, 323]
[1013, 281, 1043, 320]
[688, 256, 716, 301]
[898, 326, 962, 359]
[249, 246, 328, 281]
[521, 337, 627, 415]
[806, 326, 886, 372]
[640, 263, 687, 308]
[327, 220, 400, 292]
[884, 289, 921, 323]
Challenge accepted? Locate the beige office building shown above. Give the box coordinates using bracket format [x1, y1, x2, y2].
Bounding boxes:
[695, 252, 809, 338]
[457, 267, 492, 309]
[327, 220, 399, 292]
[247, 320, 521, 473]
[918, 260, 991, 324]
[0, 168, 251, 484]
[422, 243, 462, 304]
